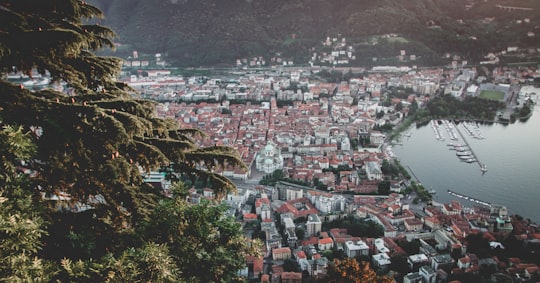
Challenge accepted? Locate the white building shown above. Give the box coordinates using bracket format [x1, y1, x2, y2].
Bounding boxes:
[403, 272, 423, 283]
[372, 253, 391, 270]
[369, 131, 386, 146]
[255, 141, 284, 173]
[365, 161, 383, 181]
[344, 240, 369, 258]
[420, 265, 437, 283]
[306, 214, 322, 237]
[374, 238, 390, 254]
[313, 194, 346, 214]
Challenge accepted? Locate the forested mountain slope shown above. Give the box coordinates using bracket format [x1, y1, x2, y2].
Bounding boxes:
[89, 0, 540, 66]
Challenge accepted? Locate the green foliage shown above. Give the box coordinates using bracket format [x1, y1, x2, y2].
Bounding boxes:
[465, 233, 491, 259]
[0, 1, 252, 281]
[0, 125, 53, 282]
[259, 169, 285, 186]
[296, 227, 305, 241]
[283, 258, 300, 272]
[52, 243, 181, 282]
[260, 170, 311, 187]
[323, 216, 384, 238]
[377, 180, 391, 195]
[396, 238, 420, 255]
[425, 94, 505, 121]
[83, 0, 540, 67]
[408, 181, 432, 202]
[381, 160, 400, 178]
[139, 193, 261, 282]
[479, 90, 505, 101]
[0, 0, 119, 91]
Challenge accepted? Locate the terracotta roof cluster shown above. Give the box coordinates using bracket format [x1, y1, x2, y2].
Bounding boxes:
[276, 197, 319, 219]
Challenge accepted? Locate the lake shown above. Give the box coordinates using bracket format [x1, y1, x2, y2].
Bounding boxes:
[392, 103, 540, 223]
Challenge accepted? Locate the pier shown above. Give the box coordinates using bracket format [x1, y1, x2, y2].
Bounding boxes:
[452, 121, 487, 173]
[448, 189, 491, 207]
[407, 166, 422, 184]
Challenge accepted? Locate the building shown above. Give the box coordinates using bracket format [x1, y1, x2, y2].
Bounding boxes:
[281, 272, 302, 283]
[441, 201, 462, 215]
[344, 240, 370, 258]
[431, 254, 455, 272]
[272, 247, 292, 261]
[374, 238, 390, 254]
[405, 218, 423, 231]
[408, 254, 430, 271]
[255, 141, 284, 173]
[372, 253, 392, 271]
[370, 131, 386, 145]
[276, 182, 306, 201]
[318, 237, 334, 251]
[458, 255, 471, 270]
[313, 194, 346, 213]
[365, 161, 383, 181]
[403, 272, 423, 283]
[419, 265, 437, 283]
[306, 214, 322, 237]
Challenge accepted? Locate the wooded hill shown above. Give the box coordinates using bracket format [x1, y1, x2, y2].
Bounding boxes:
[89, 0, 540, 67]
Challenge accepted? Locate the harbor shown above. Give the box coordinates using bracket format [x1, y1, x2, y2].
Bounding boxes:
[392, 108, 540, 223]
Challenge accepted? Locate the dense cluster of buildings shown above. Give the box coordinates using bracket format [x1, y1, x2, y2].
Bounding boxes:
[215, 180, 539, 282]
[130, 65, 540, 282]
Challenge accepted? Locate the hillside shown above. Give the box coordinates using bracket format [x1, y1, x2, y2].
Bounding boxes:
[89, 0, 540, 67]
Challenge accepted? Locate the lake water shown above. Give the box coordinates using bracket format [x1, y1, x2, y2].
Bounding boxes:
[392, 103, 540, 223]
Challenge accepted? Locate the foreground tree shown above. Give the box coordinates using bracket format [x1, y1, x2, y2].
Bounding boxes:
[0, 126, 54, 282]
[1, 0, 252, 281]
[325, 258, 393, 283]
[140, 183, 262, 282]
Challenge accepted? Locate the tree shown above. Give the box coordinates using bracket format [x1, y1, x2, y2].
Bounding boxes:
[0, 126, 54, 282]
[395, 102, 404, 112]
[0, 0, 119, 91]
[0, 1, 251, 280]
[140, 184, 261, 282]
[326, 258, 393, 283]
[296, 227, 305, 241]
[283, 258, 300, 272]
[378, 180, 391, 195]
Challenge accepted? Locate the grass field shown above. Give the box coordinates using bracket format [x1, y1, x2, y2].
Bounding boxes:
[479, 90, 505, 101]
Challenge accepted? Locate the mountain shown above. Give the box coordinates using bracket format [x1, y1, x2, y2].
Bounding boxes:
[89, 0, 540, 67]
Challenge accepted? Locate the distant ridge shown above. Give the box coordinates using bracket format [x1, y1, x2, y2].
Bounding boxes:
[88, 0, 540, 67]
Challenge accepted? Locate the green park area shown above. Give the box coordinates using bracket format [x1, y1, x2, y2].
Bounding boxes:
[479, 90, 505, 101]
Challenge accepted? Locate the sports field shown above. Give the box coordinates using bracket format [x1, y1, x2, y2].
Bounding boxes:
[479, 90, 505, 101]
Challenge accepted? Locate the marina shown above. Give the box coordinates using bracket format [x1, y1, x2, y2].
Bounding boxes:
[428, 119, 487, 172]
[430, 120, 445, 141]
[452, 121, 487, 173]
[392, 105, 540, 223]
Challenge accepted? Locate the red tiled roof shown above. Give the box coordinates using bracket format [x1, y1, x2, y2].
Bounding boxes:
[319, 237, 334, 245]
[273, 247, 291, 255]
[281, 272, 302, 280]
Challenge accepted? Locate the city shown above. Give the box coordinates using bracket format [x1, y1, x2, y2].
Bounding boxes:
[129, 63, 540, 282]
[1, 1, 540, 282]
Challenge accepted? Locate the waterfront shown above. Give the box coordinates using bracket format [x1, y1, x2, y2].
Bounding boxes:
[393, 104, 540, 223]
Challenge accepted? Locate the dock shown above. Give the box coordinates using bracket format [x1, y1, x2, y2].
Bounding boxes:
[447, 189, 491, 207]
[407, 166, 422, 184]
[452, 121, 487, 173]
